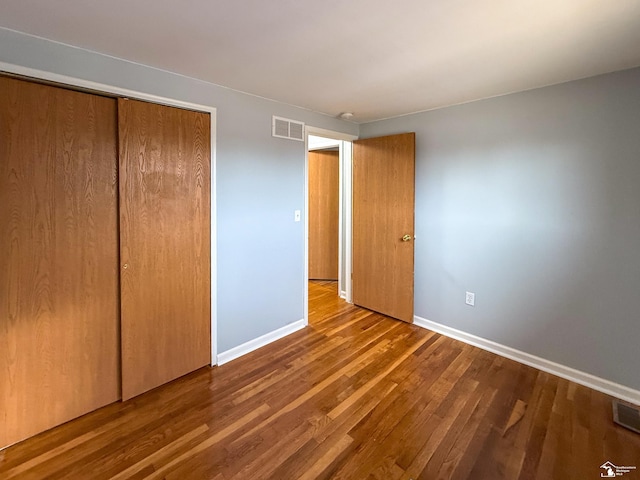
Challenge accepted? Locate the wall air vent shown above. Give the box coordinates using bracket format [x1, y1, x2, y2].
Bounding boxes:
[613, 399, 640, 434]
[272, 116, 305, 141]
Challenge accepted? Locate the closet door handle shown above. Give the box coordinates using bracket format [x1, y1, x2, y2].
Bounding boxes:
[122, 263, 129, 270]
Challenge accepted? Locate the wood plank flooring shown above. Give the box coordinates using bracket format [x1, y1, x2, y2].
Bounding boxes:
[1, 280, 639, 479]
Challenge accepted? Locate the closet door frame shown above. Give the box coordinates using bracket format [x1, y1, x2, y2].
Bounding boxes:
[0, 62, 219, 365]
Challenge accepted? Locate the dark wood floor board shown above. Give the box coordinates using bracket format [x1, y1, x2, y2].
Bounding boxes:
[318, 309, 382, 336]
[587, 391, 610, 459]
[312, 379, 399, 445]
[517, 374, 559, 480]
[447, 407, 497, 480]
[267, 436, 321, 480]
[1, 400, 141, 477]
[450, 359, 527, 479]
[397, 379, 482, 479]
[326, 332, 432, 421]
[546, 380, 574, 480]
[433, 387, 499, 480]
[393, 366, 485, 471]
[144, 403, 272, 480]
[35, 387, 221, 479]
[355, 373, 480, 479]
[347, 342, 469, 447]
[2, 281, 640, 479]
[250, 324, 406, 420]
[231, 326, 411, 444]
[230, 366, 293, 406]
[231, 419, 318, 479]
[96, 424, 211, 480]
[209, 331, 325, 392]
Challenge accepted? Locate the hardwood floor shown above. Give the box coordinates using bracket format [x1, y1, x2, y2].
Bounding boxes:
[1, 281, 639, 479]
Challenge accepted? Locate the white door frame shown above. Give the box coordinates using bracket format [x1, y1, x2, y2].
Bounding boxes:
[0, 62, 219, 365]
[304, 126, 358, 326]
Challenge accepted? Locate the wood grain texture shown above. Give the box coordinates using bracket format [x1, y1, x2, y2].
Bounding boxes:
[2, 280, 638, 479]
[353, 133, 415, 322]
[308, 150, 339, 280]
[0, 76, 120, 449]
[118, 98, 211, 401]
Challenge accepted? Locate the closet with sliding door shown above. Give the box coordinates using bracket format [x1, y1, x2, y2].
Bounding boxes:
[0, 75, 211, 449]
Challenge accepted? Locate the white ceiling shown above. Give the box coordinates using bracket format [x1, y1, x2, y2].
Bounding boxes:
[2, 0, 640, 123]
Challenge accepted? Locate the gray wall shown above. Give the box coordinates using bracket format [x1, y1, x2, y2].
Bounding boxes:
[361, 67, 640, 391]
[0, 28, 358, 353]
[3, 26, 639, 391]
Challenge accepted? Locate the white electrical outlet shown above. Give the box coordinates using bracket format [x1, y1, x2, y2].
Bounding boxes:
[294, 210, 301, 222]
[465, 291, 475, 306]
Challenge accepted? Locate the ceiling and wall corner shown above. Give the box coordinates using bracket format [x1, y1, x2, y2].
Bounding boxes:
[1, 0, 639, 122]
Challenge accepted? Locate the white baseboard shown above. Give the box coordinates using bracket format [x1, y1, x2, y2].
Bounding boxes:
[413, 316, 640, 405]
[217, 319, 306, 366]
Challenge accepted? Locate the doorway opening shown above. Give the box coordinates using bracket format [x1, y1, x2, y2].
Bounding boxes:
[303, 127, 357, 325]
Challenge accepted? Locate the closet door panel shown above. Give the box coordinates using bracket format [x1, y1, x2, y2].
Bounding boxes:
[0, 77, 120, 448]
[118, 99, 211, 401]
[308, 150, 339, 280]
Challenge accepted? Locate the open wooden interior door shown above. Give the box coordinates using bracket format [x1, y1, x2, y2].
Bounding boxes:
[352, 133, 415, 323]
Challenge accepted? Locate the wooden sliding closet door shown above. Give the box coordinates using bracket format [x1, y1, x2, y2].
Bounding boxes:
[118, 99, 211, 400]
[0, 77, 120, 448]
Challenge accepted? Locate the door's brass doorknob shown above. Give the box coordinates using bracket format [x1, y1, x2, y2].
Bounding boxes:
[402, 234, 412, 242]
